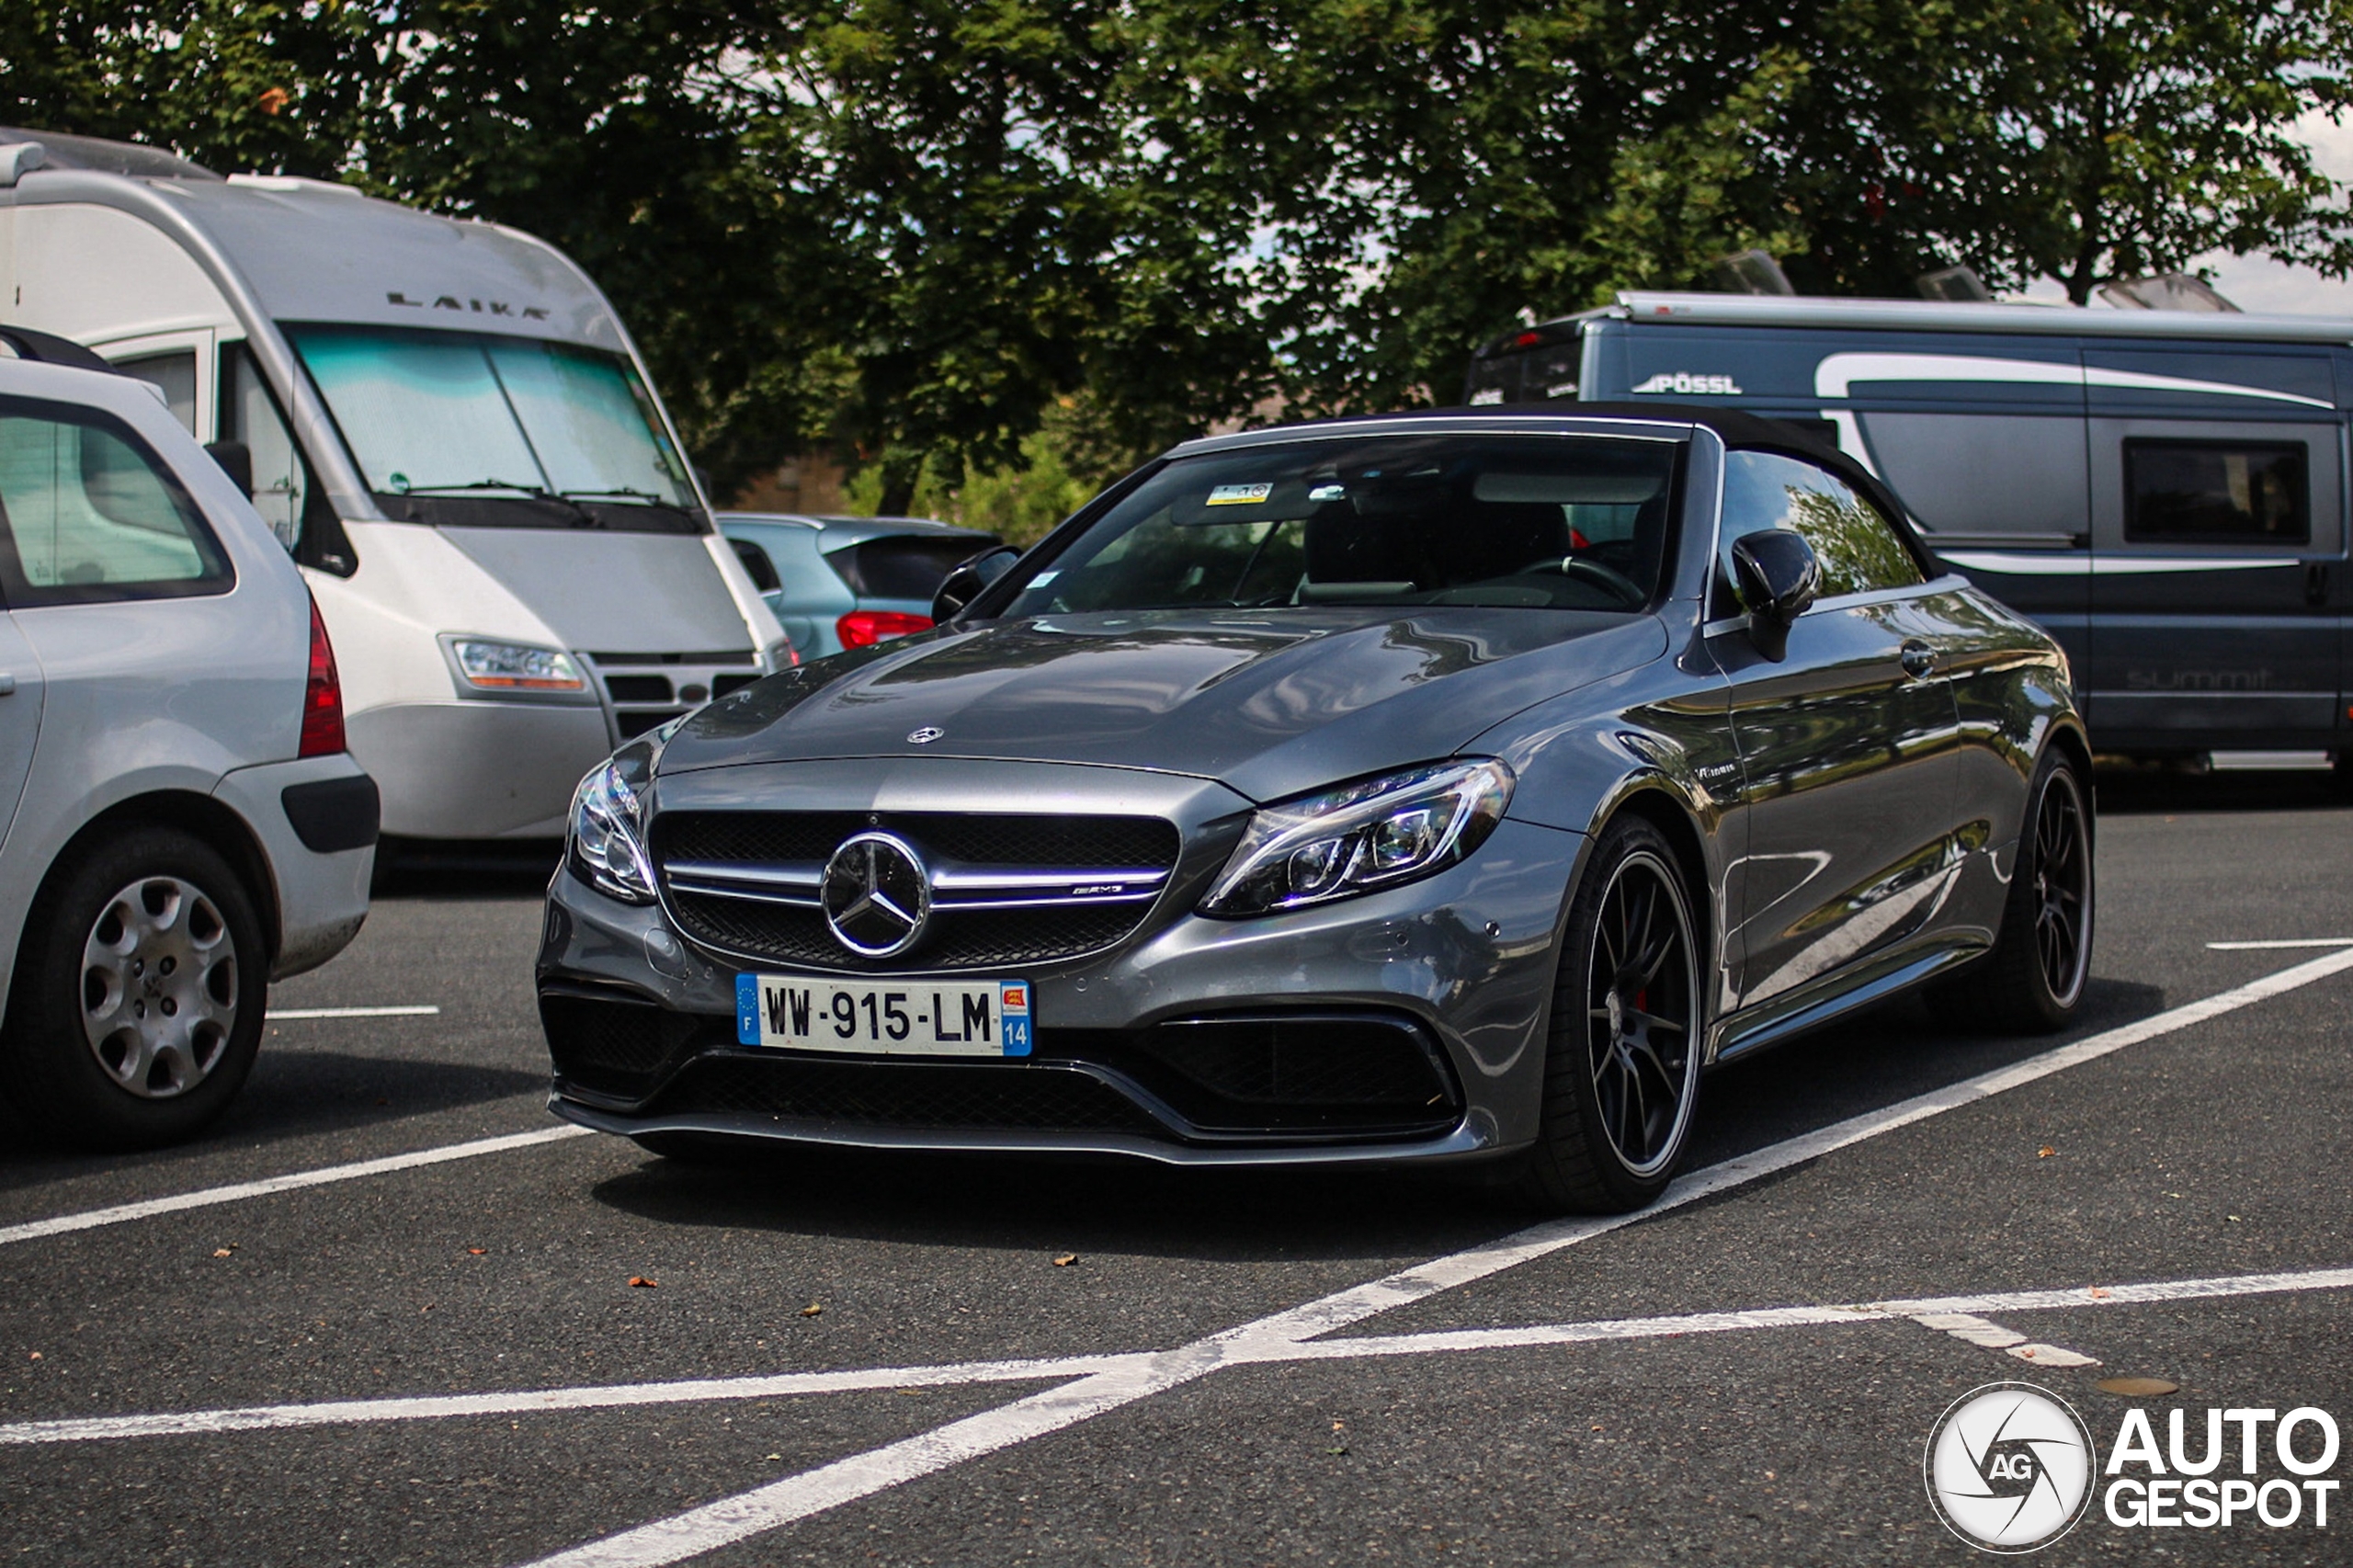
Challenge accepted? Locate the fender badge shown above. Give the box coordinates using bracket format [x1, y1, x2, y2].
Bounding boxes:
[906, 726, 944, 744]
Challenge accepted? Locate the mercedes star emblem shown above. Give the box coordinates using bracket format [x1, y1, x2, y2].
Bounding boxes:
[906, 726, 944, 744]
[821, 831, 932, 957]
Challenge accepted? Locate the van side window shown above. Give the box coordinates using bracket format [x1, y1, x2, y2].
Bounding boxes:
[1719, 449, 1925, 608]
[114, 351, 198, 436]
[0, 398, 233, 607]
[222, 345, 310, 551]
[2124, 440, 2308, 545]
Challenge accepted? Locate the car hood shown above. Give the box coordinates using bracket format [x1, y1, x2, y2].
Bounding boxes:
[658, 607, 1667, 804]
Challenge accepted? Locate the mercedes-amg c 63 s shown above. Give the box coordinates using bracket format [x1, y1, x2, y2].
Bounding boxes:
[538, 406, 2093, 1211]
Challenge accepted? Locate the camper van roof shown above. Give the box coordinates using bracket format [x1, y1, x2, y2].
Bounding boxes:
[1604, 290, 2353, 347]
[0, 126, 221, 181]
[0, 131, 625, 353]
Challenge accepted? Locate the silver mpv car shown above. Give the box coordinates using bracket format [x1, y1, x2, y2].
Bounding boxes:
[539, 407, 2092, 1211]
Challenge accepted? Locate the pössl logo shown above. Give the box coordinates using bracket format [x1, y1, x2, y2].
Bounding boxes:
[1926, 1382, 2097, 1552]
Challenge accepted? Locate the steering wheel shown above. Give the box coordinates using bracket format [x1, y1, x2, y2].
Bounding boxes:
[1520, 554, 1644, 607]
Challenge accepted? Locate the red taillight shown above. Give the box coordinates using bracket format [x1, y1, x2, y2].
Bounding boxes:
[836, 610, 933, 650]
[299, 598, 347, 757]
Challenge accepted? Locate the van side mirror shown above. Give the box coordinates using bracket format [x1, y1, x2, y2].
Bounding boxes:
[931, 545, 1021, 623]
[204, 440, 254, 497]
[1729, 528, 1820, 659]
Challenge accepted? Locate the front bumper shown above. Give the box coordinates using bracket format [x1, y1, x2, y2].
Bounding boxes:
[536, 760, 1583, 1165]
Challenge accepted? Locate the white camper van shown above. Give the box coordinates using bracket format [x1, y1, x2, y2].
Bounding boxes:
[0, 128, 788, 840]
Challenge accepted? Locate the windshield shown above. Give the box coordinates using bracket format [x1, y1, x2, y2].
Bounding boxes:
[1001, 433, 1678, 618]
[286, 324, 699, 526]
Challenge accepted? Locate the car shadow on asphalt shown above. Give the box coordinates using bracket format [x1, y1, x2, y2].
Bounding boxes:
[0, 1050, 544, 1191]
[585, 975, 2172, 1261]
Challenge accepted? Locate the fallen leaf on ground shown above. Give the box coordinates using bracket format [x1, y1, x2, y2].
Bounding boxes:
[2097, 1376, 2180, 1397]
[799, 1302, 823, 1317]
[468, 1248, 486, 1256]
[212, 1247, 234, 1257]
[27, 1352, 40, 1361]
[2089, 1287, 2111, 1299]
[2037, 1146, 2056, 1159]
[628, 1277, 657, 1289]
[1052, 1254, 1078, 1267]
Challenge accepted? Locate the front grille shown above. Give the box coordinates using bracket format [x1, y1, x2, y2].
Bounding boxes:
[586, 652, 759, 747]
[650, 1053, 1165, 1135]
[654, 812, 1182, 972]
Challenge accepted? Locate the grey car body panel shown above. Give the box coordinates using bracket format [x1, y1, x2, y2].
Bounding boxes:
[659, 607, 1667, 806]
[1477, 293, 2353, 755]
[540, 407, 2084, 1165]
[438, 528, 752, 654]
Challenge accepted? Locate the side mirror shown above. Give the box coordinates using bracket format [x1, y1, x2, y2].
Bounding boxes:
[1729, 528, 1820, 660]
[931, 545, 1021, 623]
[204, 440, 254, 497]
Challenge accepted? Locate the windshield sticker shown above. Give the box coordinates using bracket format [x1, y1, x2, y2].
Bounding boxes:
[1207, 483, 1275, 506]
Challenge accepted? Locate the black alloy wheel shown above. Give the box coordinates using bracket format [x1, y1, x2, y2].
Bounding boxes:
[1933, 748, 2095, 1034]
[1513, 815, 1702, 1212]
[2029, 767, 2090, 1008]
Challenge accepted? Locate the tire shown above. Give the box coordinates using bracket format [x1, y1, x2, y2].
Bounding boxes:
[1508, 816, 1705, 1213]
[2, 828, 268, 1150]
[1935, 748, 2095, 1034]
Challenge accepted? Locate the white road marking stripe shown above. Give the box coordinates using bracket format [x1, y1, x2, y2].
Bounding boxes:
[0, 1126, 593, 1248]
[2207, 938, 2353, 950]
[1907, 1311, 2099, 1368]
[5, 1264, 2346, 1451]
[515, 949, 2353, 1568]
[267, 1005, 443, 1019]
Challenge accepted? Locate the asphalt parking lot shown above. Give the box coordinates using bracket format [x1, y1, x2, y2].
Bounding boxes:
[3, 771, 2348, 1566]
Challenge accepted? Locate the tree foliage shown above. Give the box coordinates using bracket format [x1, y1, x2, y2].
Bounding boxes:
[5, 1, 2351, 504]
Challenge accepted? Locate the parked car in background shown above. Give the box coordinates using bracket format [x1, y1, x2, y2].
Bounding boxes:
[721, 514, 1000, 659]
[0, 335, 376, 1148]
[0, 125, 787, 844]
[542, 406, 2093, 1213]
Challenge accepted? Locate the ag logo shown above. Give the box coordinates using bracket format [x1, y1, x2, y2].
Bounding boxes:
[1925, 1382, 2095, 1552]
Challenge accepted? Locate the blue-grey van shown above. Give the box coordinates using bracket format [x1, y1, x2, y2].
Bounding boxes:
[1466, 293, 2353, 763]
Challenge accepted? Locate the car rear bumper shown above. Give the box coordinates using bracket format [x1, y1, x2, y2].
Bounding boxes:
[212, 753, 377, 980]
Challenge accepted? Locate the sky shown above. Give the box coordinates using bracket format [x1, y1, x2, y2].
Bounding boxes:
[2015, 110, 2353, 315]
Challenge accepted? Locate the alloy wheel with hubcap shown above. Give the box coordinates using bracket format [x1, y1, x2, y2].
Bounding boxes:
[80, 876, 240, 1098]
[4, 828, 267, 1149]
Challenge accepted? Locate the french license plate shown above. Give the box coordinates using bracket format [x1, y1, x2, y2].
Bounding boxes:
[735, 974, 1033, 1058]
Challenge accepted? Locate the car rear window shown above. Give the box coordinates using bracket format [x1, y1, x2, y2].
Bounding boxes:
[0, 395, 233, 607]
[827, 535, 992, 599]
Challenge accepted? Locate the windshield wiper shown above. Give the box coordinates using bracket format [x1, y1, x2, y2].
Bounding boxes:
[388, 479, 598, 526]
[557, 485, 676, 505]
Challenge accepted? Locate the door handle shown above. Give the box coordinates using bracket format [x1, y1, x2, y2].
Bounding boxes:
[1899, 641, 1936, 679]
[0, 673, 15, 697]
[2307, 562, 2330, 608]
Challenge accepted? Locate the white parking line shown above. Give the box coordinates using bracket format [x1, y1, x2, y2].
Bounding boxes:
[2206, 938, 2353, 950]
[11, 1264, 2342, 1450]
[0, 1126, 593, 1248]
[267, 1005, 443, 1020]
[1906, 1312, 2099, 1369]
[515, 945, 2353, 1568]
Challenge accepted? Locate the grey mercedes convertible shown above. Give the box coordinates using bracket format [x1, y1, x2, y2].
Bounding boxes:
[539, 406, 2092, 1212]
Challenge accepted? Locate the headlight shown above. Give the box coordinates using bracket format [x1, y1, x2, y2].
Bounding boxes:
[446, 637, 587, 694]
[1199, 759, 1514, 918]
[567, 743, 657, 903]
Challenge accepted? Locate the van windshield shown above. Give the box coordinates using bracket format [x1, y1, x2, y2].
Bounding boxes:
[999, 432, 1678, 618]
[285, 324, 702, 531]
